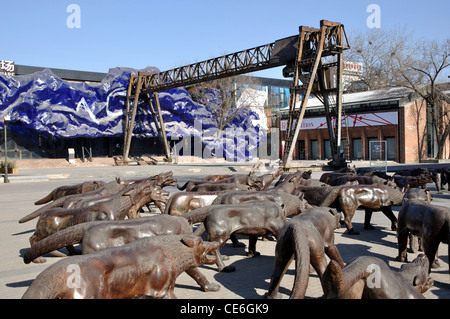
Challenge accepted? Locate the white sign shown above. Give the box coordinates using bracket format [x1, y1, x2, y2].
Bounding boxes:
[280, 111, 398, 131]
[344, 61, 363, 74]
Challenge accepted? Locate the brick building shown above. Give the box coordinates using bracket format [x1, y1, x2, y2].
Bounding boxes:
[277, 83, 450, 163]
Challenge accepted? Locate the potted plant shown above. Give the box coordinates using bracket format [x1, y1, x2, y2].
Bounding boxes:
[0, 160, 18, 174]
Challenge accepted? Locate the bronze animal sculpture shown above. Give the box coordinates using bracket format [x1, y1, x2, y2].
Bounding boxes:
[184, 201, 286, 272]
[440, 166, 450, 191]
[274, 170, 311, 187]
[296, 180, 360, 207]
[123, 171, 178, 213]
[201, 174, 234, 182]
[255, 167, 284, 190]
[23, 215, 220, 292]
[177, 171, 261, 191]
[356, 168, 392, 180]
[393, 174, 432, 190]
[319, 171, 355, 185]
[19, 172, 176, 223]
[189, 182, 259, 192]
[128, 171, 178, 188]
[323, 254, 433, 299]
[396, 199, 450, 274]
[320, 184, 404, 235]
[27, 181, 168, 263]
[34, 180, 106, 205]
[394, 167, 441, 193]
[162, 191, 247, 247]
[212, 189, 310, 217]
[402, 188, 433, 255]
[199, 168, 283, 191]
[164, 192, 221, 216]
[403, 188, 433, 203]
[22, 234, 219, 299]
[270, 171, 303, 194]
[334, 175, 397, 188]
[297, 178, 329, 187]
[19, 179, 128, 224]
[265, 207, 344, 299]
[296, 183, 341, 207]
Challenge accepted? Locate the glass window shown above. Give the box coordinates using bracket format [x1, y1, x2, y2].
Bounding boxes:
[297, 140, 305, 160]
[353, 138, 362, 159]
[311, 140, 319, 159]
[385, 137, 396, 160]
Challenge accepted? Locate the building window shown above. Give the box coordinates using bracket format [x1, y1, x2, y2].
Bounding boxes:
[353, 138, 362, 159]
[311, 140, 319, 159]
[385, 137, 396, 160]
[297, 140, 306, 160]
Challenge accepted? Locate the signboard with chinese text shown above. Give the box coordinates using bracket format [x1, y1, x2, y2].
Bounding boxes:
[343, 61, 363, 74]
[0, 60, 15, 75]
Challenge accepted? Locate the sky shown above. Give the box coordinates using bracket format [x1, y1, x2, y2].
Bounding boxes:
[1, 0, 449, 80]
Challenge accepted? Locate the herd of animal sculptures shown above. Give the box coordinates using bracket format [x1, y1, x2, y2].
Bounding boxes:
[18, 165, 450, 299]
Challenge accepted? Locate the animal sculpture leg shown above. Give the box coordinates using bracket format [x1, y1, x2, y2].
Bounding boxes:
[364, 209, 375, 230]
[341, 208, 359, 235]
[325, 245, 345, 268]
[247, 235, 260, 257]
[396, 225, 409, 262]
[266, 242, 294, 299]
[381, 207, 398, 230]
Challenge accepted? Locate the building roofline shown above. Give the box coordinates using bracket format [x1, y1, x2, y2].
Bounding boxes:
[14, 64, 107, 82]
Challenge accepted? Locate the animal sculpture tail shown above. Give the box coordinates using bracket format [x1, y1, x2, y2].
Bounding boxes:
[163, 194, 175, 214]
[34, 189, 57, 205]
[289, 225, 313, 299]
[19, 196, 68, 223]
[176, 181, 189, 190]
[23, 221, 101, 264]
[322, 258, 372, 298]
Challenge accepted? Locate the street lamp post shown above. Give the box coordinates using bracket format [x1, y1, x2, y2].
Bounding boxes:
[3, 115, 10, 183]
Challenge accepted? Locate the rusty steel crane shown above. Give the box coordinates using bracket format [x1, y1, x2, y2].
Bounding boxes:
[122, 20, 349, 168]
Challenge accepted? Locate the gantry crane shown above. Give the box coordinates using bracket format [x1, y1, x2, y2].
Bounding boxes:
[122, 20, 349, 168]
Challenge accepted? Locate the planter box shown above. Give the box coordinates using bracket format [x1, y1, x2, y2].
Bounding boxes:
[0, 168, 18, 174]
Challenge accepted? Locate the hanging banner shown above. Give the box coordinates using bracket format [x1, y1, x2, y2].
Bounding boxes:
[280, 111, 398, 131]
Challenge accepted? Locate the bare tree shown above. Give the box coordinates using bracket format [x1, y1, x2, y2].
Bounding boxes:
[345, 27, 415, 90]
[392, 38, 450, 159]
[189, 75, 267, 132]
[348, 27, 450, 159]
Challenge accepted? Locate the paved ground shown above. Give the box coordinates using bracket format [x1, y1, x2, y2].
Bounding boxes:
[0, 160, 449, 300]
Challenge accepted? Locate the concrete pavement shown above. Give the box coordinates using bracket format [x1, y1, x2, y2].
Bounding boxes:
[0, 161, 449, 299]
